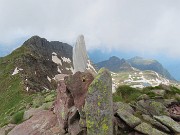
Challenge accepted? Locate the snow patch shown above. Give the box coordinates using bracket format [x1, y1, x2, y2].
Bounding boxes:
[26, 87, 29, 92]
[52, 52, 57, 55]
[47, 76, 51, 82]
[57, 67, 61, 73]
[61, 57, 71, 63]
[43, 87, 49, 91]
[86, 60, 97, 73]
[52, 52, 62, 65]
[12, 67, 23, 75]
[66, 67, 74, 73]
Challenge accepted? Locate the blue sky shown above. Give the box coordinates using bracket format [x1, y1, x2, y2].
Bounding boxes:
[0, 0, 180, 80]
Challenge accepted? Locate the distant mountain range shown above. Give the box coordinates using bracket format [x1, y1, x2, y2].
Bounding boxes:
[96, 56, 175, 81]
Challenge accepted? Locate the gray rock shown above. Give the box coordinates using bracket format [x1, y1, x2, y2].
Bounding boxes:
[135, 122, 168, 135]
[85, 68, 113, 135]
[113, 102, 134, 114]
[136, 100, 169, 116]
[154, 115, 180, 133]
[116, 109, 141, 128]
[142, 114, 170, 133]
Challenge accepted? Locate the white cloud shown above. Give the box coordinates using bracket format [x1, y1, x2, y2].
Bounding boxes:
[0, 0, 180, 58]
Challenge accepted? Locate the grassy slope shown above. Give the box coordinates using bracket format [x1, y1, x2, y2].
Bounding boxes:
[0, 45, 34, 126]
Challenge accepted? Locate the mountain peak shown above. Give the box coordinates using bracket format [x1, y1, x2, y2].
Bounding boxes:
[109, 56, 120, 61]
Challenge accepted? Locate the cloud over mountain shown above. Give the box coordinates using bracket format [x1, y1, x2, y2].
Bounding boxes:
[0, 0, 180, 58]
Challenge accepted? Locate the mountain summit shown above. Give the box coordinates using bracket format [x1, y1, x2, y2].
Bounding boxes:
[96, 56, 132, 72]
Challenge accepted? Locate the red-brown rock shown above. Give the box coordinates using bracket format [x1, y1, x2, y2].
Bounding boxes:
[64, 71, 94, 110]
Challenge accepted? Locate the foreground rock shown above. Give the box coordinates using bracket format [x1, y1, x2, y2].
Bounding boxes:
[0, 124, 16, 135]
[8, 110, 61, 135]
[85, 68, 113, 135]
[135, 122, 168, 135]
[116, 109, 141, 128]
[54, 71, 94, 135]
[154, 115, 180, 133]
[142, 114, 170, 133]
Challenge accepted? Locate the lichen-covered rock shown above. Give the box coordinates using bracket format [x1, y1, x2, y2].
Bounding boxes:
[142, 114, 170, 133]
[113, 102, 134, 114]
[116, 109, 141, 128]
[136, 100, 169, 116]
[85, 68, 113, 135]
[135, 122, 168, 135]
[154, 115, 180, 133]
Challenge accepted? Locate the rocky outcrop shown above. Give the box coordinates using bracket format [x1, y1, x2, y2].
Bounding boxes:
[54, 71, 94, 135]
[73, 35, 97, 75]
[85, 68, 113, 135]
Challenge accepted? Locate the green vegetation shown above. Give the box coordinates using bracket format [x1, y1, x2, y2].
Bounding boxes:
[113, 85, 180, 103]
[113, 85, 142, 102]
[11, 110, 25, 124]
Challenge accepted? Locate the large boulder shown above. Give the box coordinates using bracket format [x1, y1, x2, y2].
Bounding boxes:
[65, 71, 94, 110]
[54, 71, 94, 135]
[85, 68, 113, 135]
